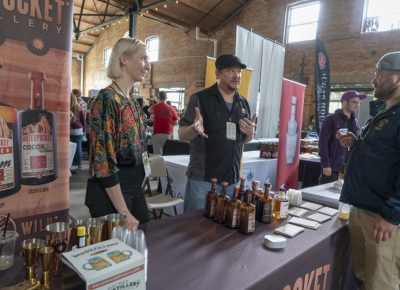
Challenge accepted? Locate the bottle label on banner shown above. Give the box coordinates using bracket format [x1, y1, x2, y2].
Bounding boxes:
[142, 151, 151, 178]
[226, 122, 236, 140]
[0, 136, 15, 191]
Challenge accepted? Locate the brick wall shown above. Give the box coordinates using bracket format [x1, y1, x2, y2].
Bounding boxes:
[77, 0, 400, 123]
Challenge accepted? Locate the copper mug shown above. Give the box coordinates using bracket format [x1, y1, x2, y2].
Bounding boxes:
[45, 222, 71, 277]
[81, 218, 104, 245]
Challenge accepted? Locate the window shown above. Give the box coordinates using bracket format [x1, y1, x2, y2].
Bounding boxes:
[103, 47, 112, 68]
[146, 36, 159, 62]
[328, 92, 343, 114]
[285, 1, 320, 43]
[158, 87, 185, 111]
[363, 0, 400, 32]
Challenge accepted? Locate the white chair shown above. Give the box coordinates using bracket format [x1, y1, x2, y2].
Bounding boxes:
[144, 156, 183, 220]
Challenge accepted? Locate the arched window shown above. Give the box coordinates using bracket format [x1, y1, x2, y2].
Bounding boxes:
[146, 36, 159, 62]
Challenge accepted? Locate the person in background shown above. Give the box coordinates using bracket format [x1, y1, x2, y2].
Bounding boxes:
[72, 89, 87, 113]
[70, 93, 86, 170]
[337, 51, 400, 290]
[89, 37, 151, 229]
[317, 90, 366, 184]
[142, 97, 156, 119]
[306, 115, 316, 131]
[179, 54, 256, 212]
[149, 91, 180, 155]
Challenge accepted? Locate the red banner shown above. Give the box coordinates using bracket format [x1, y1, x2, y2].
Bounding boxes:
[0, 1, 72, 248]
[276, 79, 306, 190]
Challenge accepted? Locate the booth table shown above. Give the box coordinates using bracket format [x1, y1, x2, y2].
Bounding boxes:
[162, 151, 278, 215]
[144, 210, 355, 290]
[299, 154, 321, 188]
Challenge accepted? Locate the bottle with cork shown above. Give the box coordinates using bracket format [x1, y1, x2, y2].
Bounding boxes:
[257, 181, 274, 223]
[204, 178, 218, 219]
[273, 184, 289, 220]
[225, 186, 241, 229]
[214, 182, 229, 224]
[239, 190, 256, 235]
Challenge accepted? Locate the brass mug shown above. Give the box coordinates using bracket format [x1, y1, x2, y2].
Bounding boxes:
[39, 246, 53, 289]
[45, 222, 71, 277]
[105, 214, 126, 240]
[82, 218, 104, 245]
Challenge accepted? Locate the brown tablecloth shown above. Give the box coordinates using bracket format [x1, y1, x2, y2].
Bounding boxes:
[144, 210, 354, 290]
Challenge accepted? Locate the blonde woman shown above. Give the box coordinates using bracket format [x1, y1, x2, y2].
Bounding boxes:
[70, 93, 86, 170]
[88, 38, 151, 229]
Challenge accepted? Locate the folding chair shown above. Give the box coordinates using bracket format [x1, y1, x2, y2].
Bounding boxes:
[143, 156, 184, 220]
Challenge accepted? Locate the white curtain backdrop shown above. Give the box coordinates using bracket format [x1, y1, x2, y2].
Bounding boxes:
[235, 26, 285, 138]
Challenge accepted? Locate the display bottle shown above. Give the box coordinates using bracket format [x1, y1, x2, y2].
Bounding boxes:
[257, 182, 274, 223]
[0, 58, 21, 198]
[273, 185, 289, 219]
[238, 177, 245, 202]
[239, 190, 256, 235]
[204, 178, 218, 218]
[225, 186, 241, 229]
[20, 72, 57, 185]
[214, 182, 229, 224]
[338, 162, 346, 185]
[76, 226, 86, 248]
[286, 96, 298, 164]
[251, 180, 260, 219]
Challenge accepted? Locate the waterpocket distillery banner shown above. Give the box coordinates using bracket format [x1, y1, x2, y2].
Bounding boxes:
[276, 79, 306, 190]
[0, 0, 72, 250]
[315, 37, 330, 133]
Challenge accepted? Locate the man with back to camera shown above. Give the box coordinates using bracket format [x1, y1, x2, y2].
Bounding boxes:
[337, 51, 400, 290]
[179, 54, 256, 212]
[318, 90, 366, 184]
[149, 91, 179, 155]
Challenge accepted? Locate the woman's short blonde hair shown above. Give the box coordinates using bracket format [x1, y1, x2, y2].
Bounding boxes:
[107, 37, 146, 80]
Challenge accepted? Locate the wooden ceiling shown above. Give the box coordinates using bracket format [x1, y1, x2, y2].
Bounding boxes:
[73, 0, 254, 55]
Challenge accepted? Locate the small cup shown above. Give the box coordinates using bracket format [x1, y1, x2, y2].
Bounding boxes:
[339, 202, 351, 220]
[82, 218, 104, 245]
[126, 230, 148, 281]
[339, 128, 348, 136]
[112, 226, 128, 243]
[0, 230, 19, 271]
[105, 214, 126, 240]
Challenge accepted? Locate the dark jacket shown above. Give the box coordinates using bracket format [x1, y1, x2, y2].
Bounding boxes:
[179, 84, 250, 184]
[340, 102, 400, 225]
[318, 110, 360, 172]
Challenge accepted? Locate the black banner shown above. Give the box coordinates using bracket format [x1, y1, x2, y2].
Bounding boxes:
[315, 37, 330, 133]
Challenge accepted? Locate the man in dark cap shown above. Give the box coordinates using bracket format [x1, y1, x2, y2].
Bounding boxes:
[179, 54, 256, 211]
[337, 51, 400, 290]
[318, 90, 366, 184]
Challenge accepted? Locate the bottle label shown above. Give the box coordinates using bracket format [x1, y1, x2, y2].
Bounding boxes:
[21, 128, 54, 178]
[0, 133, 15, 191]
[262, 202, 273, 223]
[248, 211, 255, 232]
[280, 201, 289, 217]
[231, 208, 238, 227]
[210, 200, 215, 217]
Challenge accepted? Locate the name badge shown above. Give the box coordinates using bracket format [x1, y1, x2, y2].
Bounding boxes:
[226, 122, 237, 140]
[142, 151, 152, 178]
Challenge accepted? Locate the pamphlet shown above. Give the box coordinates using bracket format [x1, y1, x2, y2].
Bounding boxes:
[288, 207, 309, 217]
[274, 224, 304, 238]
[306, 213, 331, 223]
[299, 202, 323, 211]
[289, 217, 322, 230]
[317, 207, 339, 216]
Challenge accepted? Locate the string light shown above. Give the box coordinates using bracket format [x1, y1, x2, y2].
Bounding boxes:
[146, 10, 149, 13]
[175, 0, 179, 3]
[164, 4, 167, 8]
[155, 7, 158, 11]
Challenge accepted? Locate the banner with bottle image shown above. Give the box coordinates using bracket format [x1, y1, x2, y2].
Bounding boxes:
[276, 79, 306, 191]
[0, 0, 72, 254]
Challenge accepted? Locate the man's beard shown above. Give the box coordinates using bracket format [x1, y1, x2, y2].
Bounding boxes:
[374, 85, 397, 101]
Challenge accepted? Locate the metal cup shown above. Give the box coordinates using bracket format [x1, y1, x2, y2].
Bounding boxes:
[39, 246, 53, 289]
[22, 242, 38, 283]
[82, 218, 104, 245]
[45, 222, 71, 277]
[105, 214, 126, 240]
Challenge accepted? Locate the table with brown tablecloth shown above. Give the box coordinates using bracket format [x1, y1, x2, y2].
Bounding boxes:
[143, 210, 357, 290]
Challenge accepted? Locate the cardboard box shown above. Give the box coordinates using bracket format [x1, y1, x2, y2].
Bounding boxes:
[62, 239, 145, 290]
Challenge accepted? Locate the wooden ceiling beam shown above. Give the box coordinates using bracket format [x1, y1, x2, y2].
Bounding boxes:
[146, 10, 193, 29]
[176, 1, 224, 22]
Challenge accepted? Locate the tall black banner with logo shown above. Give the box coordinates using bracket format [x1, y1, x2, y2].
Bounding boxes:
[315, 37, 330, 133]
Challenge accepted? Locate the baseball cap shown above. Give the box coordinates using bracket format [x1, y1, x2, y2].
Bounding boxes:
[215, 54, 246, 70]
[341, 90, 368, 102]
[376, 51, 400, 71]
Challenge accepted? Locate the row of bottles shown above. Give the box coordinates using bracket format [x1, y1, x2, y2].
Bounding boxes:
[0, 62, 57, 198]
[204, 177, 290, 235]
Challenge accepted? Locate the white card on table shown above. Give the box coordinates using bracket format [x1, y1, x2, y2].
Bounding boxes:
[300, 202, 323, 211]
[226, 122, 236, 140]
[142, 151, 151, 177]
[317, 207, 339, 216]
[274, 224, 304, 238]
[306, 213, 331, 223]
[288, 207, 309, 217]
[289, 217, 322, 230]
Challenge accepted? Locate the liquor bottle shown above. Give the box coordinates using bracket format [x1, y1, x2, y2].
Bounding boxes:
[204, 178, 218, 218]
[286, 96, 298, 164]
[214, 182, 229, 224]
[20, 72, 58, 185]
[251, 180, 260, 219]
[225, 186, 241, 229]
[238, 177, 245, 202]
[273, 185, 289, 220]
[239, 190, 256, 235]
[0, 58, 21, 198]
[76, 226, 86, 248]
[257, 182, 274, 223]
[338, 162, 346, 187]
